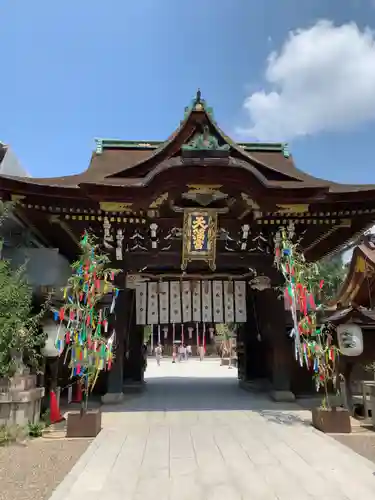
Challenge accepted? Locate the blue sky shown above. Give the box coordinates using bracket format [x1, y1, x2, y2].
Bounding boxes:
[1, 0, 375, 183]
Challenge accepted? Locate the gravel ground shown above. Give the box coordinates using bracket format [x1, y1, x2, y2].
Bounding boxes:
[0, 438, 92, 500]
[334, 432, 375, 464]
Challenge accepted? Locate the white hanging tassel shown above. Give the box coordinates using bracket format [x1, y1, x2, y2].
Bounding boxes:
[110, 295, 116, 314]
[107, 330, 115, 349]
[68, 385, 73, 404]
[55, 321, 63, 351]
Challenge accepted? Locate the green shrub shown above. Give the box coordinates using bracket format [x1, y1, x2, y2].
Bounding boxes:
[27, 421, 44, 438]
[0, 424, 26, 446]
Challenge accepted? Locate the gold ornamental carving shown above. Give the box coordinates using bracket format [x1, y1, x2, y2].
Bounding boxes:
[187, 184, 223, 193]
[276, 204, 309, 214]
[11, 194, 26, 202]
[181, 209, 218, 271]
[183, 185, 227, 207]
[355, 256, 366, 273]
[99, 202, 133, 212]
[149, 192, 168, 209]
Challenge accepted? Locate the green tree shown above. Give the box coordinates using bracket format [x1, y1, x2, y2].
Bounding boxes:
[0, 259, 47, 378]
[216, 323, 237, 361]
[0, 201, 47, 378]
[143, 325, 152, 344]
[316, 255, 347, 302]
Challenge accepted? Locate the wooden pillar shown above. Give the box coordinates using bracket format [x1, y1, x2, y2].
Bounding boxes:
[123, 289, 136, 381]
[128, 325, 144, 382]
[341, 359, 354, 413]
[256, 288, 295, 401]
[102, 289, 127, 404]
[122, 288, 144, 383]
[242, 291, 270, 382]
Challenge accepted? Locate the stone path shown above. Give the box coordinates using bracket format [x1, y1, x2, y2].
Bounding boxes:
[49, 358, 375, 499]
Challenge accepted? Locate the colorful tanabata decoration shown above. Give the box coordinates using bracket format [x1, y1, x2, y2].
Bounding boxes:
[274, 228, 340, 393]
[55, 231, 120, 393]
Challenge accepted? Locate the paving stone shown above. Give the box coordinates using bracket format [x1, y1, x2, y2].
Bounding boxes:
[48, 359, 375, 500]
[169, 474, 204, 500]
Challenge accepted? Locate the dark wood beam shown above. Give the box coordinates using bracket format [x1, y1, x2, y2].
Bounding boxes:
[121, 251, 278, 275]
[14, 207, 52, 248]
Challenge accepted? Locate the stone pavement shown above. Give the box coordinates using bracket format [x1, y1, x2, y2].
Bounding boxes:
[49, 358, 375, 500]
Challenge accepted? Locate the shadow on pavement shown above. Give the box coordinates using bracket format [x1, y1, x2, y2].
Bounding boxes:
[102, 375, 308, 424]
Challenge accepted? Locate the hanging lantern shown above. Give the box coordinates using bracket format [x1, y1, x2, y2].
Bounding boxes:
[42, 319, 64, 357]
[337, 324, 363, 356]
[163, 326, 168, 339]
[187, 327, 193, 339]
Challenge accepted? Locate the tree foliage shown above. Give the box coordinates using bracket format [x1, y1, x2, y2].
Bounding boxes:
[0, 201, 47, 378]
[316, 255, 348, 303]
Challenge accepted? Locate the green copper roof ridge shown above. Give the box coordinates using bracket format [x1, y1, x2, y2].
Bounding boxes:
[96, 138, 286, 148]
[96, 138, 162, 145]
[238, 142, 285, 148]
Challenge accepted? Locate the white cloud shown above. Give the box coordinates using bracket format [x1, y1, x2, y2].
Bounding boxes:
[240, 21, 375, 141]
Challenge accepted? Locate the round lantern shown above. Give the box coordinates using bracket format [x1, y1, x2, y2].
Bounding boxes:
[41, 319, 62, 357]
[337, 323, 363, 356]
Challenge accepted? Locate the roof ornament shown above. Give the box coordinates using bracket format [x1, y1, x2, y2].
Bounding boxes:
[182, 125, 230, 151]
[95, 138, 103, 155]
[183, 89, 214, 118]
[282, 143, 290, 158]
[193, 88, 204, 111]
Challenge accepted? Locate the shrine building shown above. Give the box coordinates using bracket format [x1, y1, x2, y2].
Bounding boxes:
[2, 90, 375, 402]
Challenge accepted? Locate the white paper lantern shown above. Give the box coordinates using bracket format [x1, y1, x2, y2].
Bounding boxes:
[41, 320, 61, 357]
[337, 323, 363, 356]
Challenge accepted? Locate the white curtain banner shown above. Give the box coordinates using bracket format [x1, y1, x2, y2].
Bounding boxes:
[202, 280, 213, 323]
[158, 281, 169, 324]
[224, 281, 235, 323]
[213, 280, 224, 323]
[170, 281, 182, 323]
[192, 280, 202, 322]
[147, 282, 159, 325]
[234, 280, 247, 323]
[135, 282, 147, 325]
[182, 281, 192, 323]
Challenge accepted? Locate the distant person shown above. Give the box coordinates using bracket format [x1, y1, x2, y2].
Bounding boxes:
[155, 343, 162, 366]
[186, 344, 192, 359]
[199, 344, 205, 361]
[178, 344, 184, 362]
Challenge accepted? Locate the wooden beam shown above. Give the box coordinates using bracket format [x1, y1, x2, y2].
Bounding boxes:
[14, 207, 52, 248]
[49, 215, 80, 247]
[121, 251, 277, 275]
